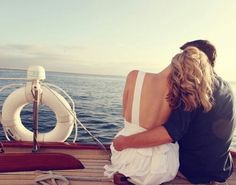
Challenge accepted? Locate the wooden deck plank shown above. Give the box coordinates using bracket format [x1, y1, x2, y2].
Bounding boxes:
[0, 143, 236, 185]
[0, 168, 235, 184]
[0, 180, 114, 185]
[0, 180, 35, 185]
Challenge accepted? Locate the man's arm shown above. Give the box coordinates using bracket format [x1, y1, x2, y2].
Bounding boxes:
[113, 126, 172, 151]
[113, 103, 194, 151]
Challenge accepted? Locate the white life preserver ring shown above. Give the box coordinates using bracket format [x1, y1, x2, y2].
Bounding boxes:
[1, 83, 74, 142]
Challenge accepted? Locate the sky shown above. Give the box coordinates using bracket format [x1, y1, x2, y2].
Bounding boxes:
[0, 0, 236, 80]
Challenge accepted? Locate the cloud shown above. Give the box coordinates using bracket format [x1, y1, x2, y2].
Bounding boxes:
[0, 44, 94, 72]
[0, 44, 130, 75]
[0, 43, 165, 76]
[0, 44, 74, 60]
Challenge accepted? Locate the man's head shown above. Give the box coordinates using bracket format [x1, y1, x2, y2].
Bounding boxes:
[180, 40, 217, 67]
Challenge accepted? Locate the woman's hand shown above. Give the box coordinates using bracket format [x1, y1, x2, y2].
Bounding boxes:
[113, 135, 127, 151]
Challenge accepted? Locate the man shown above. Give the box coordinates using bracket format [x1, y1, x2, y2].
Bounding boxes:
[113, 40, 235, 184]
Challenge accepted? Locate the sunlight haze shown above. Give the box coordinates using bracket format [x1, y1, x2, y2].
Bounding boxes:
[0, 0, 236, 80]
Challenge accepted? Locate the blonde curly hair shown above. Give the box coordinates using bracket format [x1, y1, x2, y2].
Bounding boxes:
[167, 46, 215, 112]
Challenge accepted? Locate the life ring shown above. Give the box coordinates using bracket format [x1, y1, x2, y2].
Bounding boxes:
[1, 83, 74, 142]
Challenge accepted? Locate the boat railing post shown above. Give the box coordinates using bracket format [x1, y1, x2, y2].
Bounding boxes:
[27, 66, 46, 153]
[32, 80, 40, 153]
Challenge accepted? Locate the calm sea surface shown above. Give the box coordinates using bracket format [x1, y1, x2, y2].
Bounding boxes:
[0, 69, 236, 147]
[0, 69, 124, 144]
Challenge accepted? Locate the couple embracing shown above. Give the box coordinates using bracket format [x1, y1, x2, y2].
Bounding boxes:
[105, 40, 235, 185]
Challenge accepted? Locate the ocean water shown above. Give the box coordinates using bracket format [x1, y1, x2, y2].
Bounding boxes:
[0, 69, 124, 144]
[0, 69, 236, 147]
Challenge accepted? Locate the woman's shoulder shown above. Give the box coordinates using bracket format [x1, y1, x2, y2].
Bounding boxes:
[127, 70, 148, 78]
[127, 70, 139, 77]
[126, 70, 139, 82]
[124, 70, 145, 90]
[126, 70, 161, 82]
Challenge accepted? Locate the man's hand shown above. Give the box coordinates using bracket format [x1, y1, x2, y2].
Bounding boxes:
[113, 135, 128, 151]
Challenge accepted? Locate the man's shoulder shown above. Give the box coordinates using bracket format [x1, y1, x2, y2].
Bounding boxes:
[213, 75, 234, 109]
[214, 75, 233, 93]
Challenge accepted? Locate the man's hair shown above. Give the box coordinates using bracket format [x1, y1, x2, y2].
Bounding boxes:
[180, 40, 217, 67]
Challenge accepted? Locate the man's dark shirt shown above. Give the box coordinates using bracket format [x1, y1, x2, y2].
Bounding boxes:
[164, 75, 235, 184]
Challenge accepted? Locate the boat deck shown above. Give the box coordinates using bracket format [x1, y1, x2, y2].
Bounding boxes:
[0, 142, 235, 185]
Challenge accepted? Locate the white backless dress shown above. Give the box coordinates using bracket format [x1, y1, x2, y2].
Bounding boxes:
[104, 71, 179, 185]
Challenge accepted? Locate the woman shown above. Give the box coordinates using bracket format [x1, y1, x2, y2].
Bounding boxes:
[104, 47, 215, 185]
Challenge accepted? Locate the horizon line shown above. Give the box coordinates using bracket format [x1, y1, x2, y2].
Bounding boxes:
[1, 67, 236, 83]
[0, 67, 125, 78]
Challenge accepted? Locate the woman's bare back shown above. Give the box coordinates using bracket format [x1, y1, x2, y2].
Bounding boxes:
[123, 69, 171, 129]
